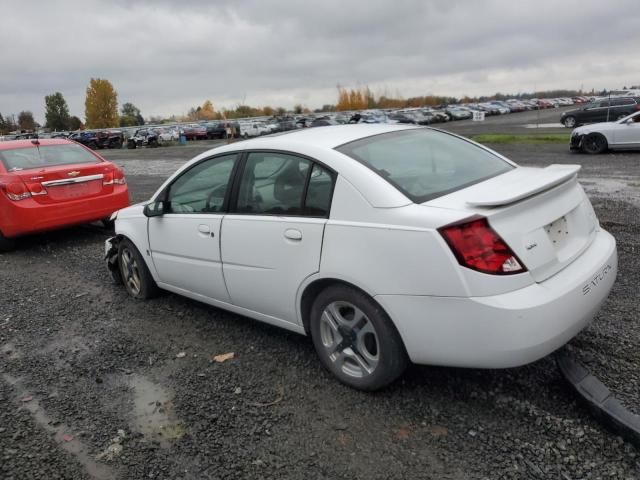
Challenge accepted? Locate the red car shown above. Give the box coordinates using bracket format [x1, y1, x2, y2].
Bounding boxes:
[0, 139, 129, 251]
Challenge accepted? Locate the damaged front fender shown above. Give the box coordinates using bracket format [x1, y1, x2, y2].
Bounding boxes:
[105, 236, 123, 285]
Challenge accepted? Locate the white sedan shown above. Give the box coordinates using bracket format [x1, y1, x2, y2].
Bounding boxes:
[106, 124, 617, 390]
[570, 111, 640, 153]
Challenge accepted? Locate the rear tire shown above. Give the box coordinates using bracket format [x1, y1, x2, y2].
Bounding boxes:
[582, 133, 608, 154]
[118, 238, 159, 300]
[563, 116, 577, 128]
[309, 284, 408, 391]
[127, 141, 136, 149]
[0, 231, 17, 253]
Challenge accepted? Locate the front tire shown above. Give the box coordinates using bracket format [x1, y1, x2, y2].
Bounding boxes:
[118, 238, 159, 300]
[0, 231, 17, 253]
[309, 285, 408, 391]
[582, 133, 608, 154]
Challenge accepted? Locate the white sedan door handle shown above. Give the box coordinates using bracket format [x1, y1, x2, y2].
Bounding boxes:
[198, 224, 211, 235]
[284, 228, 302, 241]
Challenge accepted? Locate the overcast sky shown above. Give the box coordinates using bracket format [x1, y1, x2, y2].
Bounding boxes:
[1, 0, 638, 123]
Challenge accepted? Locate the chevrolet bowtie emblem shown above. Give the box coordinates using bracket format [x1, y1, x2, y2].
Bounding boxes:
[68, 171, 81, 177]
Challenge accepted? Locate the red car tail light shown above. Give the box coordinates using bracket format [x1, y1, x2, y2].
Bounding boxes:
[438, 216, 526, 275]
[103, 168, 126, 186]
[2, 182, 31, 201]
[25, 182, 48, 196]
[113, 168, 126, 185]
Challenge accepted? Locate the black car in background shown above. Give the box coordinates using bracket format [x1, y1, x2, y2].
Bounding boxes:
[561, 97, 640, 128]
[69, 131, 123, 149]
[205, 121, 227, 139]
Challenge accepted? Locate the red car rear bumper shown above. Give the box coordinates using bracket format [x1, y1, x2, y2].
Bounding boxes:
[1, 186, 130, 238]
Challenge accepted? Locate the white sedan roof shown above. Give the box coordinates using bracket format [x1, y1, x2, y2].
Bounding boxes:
[156, 124, 425, 208]
[229, 123, 420, 150]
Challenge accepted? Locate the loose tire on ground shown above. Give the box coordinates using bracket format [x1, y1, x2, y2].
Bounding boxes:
[582, 133, 608, 154]
[117, 238, 159, 300]
[309, 284, 408, 391]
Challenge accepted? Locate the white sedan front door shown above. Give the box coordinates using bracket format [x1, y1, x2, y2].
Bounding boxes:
[612, 113, 640, 147]
[221, 152, 335, 325]
[148, 153, 238, 302]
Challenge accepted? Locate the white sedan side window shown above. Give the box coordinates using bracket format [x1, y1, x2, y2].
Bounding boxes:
[167, 154, 237, 213]
[236, 152, 311, 215]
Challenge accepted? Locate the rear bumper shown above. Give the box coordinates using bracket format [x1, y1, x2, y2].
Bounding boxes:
[1, 187, 129, 238]
[376, 229, 617, 368]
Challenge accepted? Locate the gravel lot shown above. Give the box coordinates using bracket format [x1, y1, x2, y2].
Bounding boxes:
[1, 114, 639, 479]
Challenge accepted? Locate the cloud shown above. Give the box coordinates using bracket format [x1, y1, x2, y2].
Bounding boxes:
[0, 0, 638, 123]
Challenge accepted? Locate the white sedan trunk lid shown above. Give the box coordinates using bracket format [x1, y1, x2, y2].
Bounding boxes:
[426, 165, 598, 282]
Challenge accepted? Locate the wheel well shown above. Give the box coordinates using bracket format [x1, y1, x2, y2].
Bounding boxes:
[300, 278, 374, 335]
[586, 132, 608, 143]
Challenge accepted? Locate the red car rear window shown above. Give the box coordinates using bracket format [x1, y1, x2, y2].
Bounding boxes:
[0, 144, 100, 171]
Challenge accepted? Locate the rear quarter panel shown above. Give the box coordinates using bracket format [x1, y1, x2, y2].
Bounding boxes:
[318, 176, 467, 297]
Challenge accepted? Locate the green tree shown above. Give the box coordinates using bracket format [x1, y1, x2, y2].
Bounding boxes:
[85, 78, 118, 128]
[68, 116, 83, 130]
[18, 111, 36, 131]
[119, 102, 144, 127]
[44, 92, 71, 131]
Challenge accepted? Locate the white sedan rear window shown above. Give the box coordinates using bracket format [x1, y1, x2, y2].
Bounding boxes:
[336, 129, 513, 203]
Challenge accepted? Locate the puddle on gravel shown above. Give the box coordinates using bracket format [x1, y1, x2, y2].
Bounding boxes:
[579, 177, 640, 207]
[128, 374, 185, 447]
[2, 373, 117, 480]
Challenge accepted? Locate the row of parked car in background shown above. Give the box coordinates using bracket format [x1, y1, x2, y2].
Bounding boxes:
[4, 93, 639, 147]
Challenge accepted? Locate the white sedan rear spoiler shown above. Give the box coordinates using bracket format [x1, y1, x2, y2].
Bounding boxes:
[466, 164, 581, 207]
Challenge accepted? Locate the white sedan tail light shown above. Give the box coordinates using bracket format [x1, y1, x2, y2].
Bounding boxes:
[439, 216, 526, 275]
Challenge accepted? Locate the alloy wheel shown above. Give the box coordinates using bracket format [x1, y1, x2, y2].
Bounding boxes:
[319, 301, 380, 378]
[120, 247, 142, 296]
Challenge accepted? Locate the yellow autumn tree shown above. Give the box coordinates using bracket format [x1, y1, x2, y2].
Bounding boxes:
[84, 78, 118, 128]
[337, 86, 372, 110]
[200, 100, 216, 120]
[336, 86, 351, 111]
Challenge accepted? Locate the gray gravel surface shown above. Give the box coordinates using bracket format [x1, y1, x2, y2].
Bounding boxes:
[1, 136, 639, 479]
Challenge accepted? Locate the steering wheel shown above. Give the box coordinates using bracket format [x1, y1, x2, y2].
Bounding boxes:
[204, 184, 228, 212]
